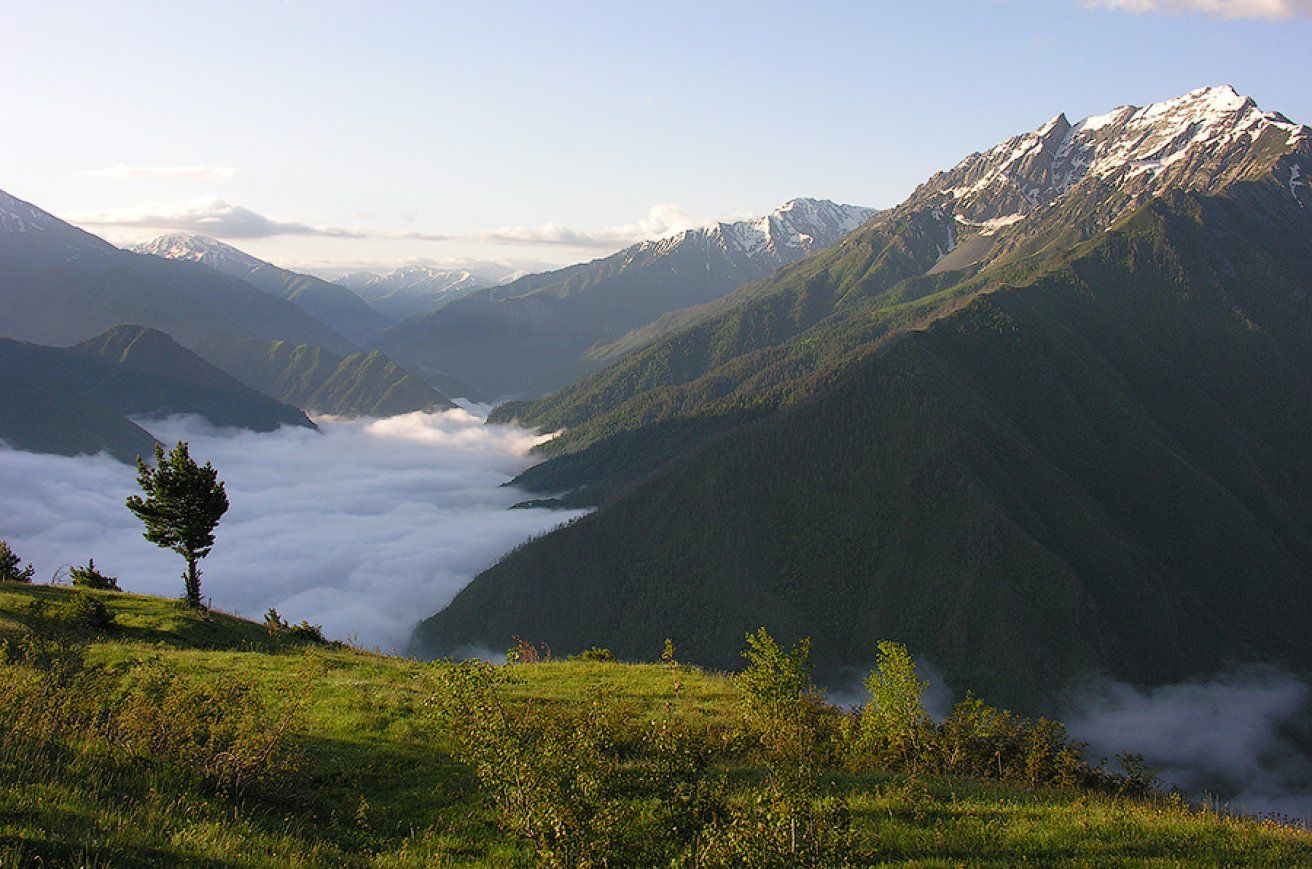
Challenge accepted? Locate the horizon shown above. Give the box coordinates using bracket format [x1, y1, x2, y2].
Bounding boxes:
[4, 0, 1311, 273]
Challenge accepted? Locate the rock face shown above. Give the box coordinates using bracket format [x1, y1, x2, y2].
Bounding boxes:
[375, 198, 877, 400]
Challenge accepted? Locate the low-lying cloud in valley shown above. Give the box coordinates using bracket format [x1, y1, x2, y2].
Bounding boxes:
[0, 409, 585, 651]
[1066, 670, 1312, 822]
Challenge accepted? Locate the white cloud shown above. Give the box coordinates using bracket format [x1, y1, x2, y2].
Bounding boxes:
[1065, 670, 1312, 822]
[70, 197, 455, 241]
[0, 409, 585, 652]
[1081, 0, 1312, 19]
[82, 164, 237, 183]
[474, 203, 704, 248]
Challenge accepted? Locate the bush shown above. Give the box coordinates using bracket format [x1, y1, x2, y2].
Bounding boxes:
[69, 559, 120, 591]
[0, 540, 35, 583]
[569, 646, 614, 662]
[26, 592, 115, 631]
[264, 607, 328, 644]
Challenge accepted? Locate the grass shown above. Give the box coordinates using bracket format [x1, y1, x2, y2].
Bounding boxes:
[3, 581, 1311, 866]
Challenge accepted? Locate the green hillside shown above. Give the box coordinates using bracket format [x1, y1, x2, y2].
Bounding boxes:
[420, 188, 1312, 710]
[197, 336, 456, 418]
[0, 326, 313, 461]
[3, 582, 1309, 866]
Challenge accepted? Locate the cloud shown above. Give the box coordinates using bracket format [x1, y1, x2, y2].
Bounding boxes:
[474, 203, 704, 248]
[72, 197, 373, 239]
[82, 164, 237, 183]
[1080, 0, 1312, 19]
[0, 408, 586, 652]
[1065, 669, 1312, 822]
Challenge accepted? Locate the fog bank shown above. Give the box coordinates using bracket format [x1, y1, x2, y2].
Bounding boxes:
[0, 408, 586, 650]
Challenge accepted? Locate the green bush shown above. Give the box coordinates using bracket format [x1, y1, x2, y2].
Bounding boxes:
[0, 540, 35, 583]
[263, 607, 328, 645]
[69, 559, 120, 591]
[26, 592, 115, 631]
[569, 646, 614, 662]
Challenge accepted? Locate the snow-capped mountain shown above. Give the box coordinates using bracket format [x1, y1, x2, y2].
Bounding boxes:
[912, 85, 1310, 236]
[131, 233, 389, 344]
[633, 198, 876, 265]
[0, 188, 118, 268]
[376, 197, 876, 399]
[336, 263, 526, 320]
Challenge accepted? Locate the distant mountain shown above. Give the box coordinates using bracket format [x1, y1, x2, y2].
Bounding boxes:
[0, 190, 357, 359]
[420, 87, 1312, 710]
[375, 198, 876, 399]
[131, 233, 390, 345]
[2, 375, 158, 464]
[336, 263, 525, 320]
[196, 336, 456, 417]
[0, 325, 314, 462]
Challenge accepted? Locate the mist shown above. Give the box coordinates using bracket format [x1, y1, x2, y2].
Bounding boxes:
[0, 408, 587, 651]
[1065, 669, 1312, 824]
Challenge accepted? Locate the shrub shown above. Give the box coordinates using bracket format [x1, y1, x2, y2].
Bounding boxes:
[109, 659, 303, 795]
[506, 634, 550, 664]
[569, 646, 614, 662]
[0, 540, 35, 583]
[264, 607, 328, 644]
[26, 592, 115, 631]
[69, 559, 120, 591]
[856, 640, 932, 772]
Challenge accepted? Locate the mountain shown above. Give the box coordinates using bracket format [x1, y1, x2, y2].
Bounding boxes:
[336, 263, 524, 320]
[0, 190, 358, 359]
[195, 336, 456, 417]
[0, 325, 314, 462]
[375, 198, 876, 399]
[418, 87, 1312, 710]
[131, 233, 390, 345]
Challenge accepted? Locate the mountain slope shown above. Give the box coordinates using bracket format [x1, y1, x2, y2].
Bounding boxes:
[196, 336, 456, 417]
[0, 189, 357, 359]
[492, 86, 1312, 506]
[418, 186, 1312, 710]
[132, 233, 390, 344]
[0, 325, 314, 461]
[0, 375, 159, 463]
[376, 198, 876, 399]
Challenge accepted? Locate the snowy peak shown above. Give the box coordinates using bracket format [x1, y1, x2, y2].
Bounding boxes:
[131, 232, 267, 276]
[914, 85, 1310, 230]
[0, 187, 118, 267]
[638, 197, 876, 264]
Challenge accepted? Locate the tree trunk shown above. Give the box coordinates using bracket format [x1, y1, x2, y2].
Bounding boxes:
[184, 558, 202, 607]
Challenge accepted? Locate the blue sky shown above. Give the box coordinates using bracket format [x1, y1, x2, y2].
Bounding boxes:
[2, 0, 1309, 271]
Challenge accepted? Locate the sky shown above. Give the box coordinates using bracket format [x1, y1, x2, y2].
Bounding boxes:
[2, 0, 1310, 272]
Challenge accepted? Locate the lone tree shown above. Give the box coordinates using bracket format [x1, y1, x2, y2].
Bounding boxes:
[125, 441, 228, 607]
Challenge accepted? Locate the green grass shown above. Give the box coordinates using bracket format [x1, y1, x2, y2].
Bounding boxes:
[3, 581, 1311, 866]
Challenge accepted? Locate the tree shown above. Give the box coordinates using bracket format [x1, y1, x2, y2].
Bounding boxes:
[125, 441, 228, 607]
[860, 640, 931, 770]
[69, 558, 120, 591]
[0, 540, 35, 583]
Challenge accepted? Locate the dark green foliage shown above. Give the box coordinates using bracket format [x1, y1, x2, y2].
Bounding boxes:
[418, 188, 1312, 711]
[69, 559, 120, 591]
[125, 441, 229, 607]
[569, 646, 614, 662]
[25, 591, 115, 631]
[0, 540, 35, 583]
[264, 607, 329, 645]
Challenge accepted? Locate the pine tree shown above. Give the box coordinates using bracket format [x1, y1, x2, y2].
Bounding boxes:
[125, 441, 228, 607]
[0, 540, 35, 583]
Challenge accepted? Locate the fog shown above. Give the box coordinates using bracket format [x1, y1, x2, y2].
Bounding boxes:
[0, 408, 587, 651]
[1065, 669, 1312, 824]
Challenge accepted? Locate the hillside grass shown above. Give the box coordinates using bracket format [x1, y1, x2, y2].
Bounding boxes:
[3, 582, 1311, 866]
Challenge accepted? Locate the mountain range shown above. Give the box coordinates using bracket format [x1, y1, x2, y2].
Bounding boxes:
[375, 198, 877, 399]
[417, 86, 1312, 710]
[335, 263, 526, 320]
[0, 325, 312, 462]
[0, 193, 457, 421]
[131, 233, 391, 344]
